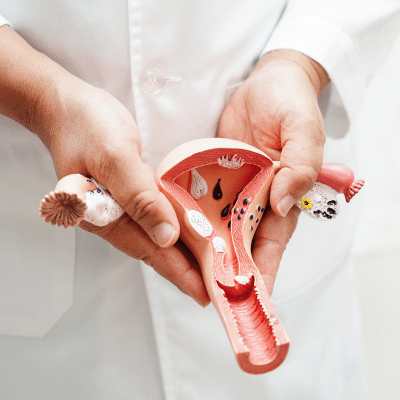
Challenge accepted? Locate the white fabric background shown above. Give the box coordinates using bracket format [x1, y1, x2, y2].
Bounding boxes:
[0, 2, 399, 398]
[352, 34, 400, 400]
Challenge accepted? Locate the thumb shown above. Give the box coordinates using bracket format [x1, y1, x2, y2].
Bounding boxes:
[99, 149, 180, 248]
[270, 117, 325, 217]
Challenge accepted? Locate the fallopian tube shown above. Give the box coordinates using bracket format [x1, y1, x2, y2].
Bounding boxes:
[39, 138, 364, 374]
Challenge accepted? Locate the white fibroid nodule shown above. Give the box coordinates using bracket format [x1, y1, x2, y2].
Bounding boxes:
[190, 168, 208, 199]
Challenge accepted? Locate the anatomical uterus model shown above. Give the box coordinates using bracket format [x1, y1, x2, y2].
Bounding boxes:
[155, 139, 286, 374]
[39, 138, 364, 374]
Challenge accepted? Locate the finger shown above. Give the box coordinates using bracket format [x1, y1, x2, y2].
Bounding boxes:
[217, 96, 249, 143]
[252, 207, 300, 296]
[95, 143, 180, 248]
[80, 215, 210, 307]
[271, 112, 325, 217]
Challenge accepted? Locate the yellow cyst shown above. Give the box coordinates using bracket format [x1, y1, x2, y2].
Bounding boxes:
[301, 197, 313, 209]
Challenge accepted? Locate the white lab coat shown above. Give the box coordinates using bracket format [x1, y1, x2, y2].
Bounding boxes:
[0, 2, 399, 399]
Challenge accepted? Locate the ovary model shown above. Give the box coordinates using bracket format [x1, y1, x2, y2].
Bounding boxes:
[39, 174, 124, 227]
[39, 138, 364, 374]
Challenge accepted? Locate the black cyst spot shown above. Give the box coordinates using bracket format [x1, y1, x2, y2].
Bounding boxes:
[221, 203, 230, 218]
[327, 208, 336, 215]
[313, 210, 321, 215]
[322, 212, 332, 219]
[327, 200, 337, 206]
[213, 179, 223, 200]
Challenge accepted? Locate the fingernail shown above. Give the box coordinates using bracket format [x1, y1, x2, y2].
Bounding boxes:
[277, 195, 295, 217]
[153, 222, 175, 247]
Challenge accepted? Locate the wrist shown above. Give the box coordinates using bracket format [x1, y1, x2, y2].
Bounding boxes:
[255, 49, 330, 96]
[0, 25, 81, 147]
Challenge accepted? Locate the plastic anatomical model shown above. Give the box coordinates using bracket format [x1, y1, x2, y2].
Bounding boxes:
[296, 163, 364, 220]
[39, 174, 124, 227]
[39, 138, 364, 374]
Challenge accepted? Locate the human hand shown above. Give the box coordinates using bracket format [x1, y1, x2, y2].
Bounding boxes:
[0, 26, 210, 306]
[217, 49, 329, 295]
[49, 83, 209, 306]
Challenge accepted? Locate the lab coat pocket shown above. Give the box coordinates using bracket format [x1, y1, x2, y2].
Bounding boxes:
[0, 133, 75, 338]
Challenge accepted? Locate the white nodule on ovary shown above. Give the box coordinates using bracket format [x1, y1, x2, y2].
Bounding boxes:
[235, 276, 250, 285]
[313, 193, 322, 202]
[84, 187, 124, 226]
[212, 236, 226, 253]
[297, 182, 340, 220]
[190, 168, 208, 199]
[187, 210, 213, 237]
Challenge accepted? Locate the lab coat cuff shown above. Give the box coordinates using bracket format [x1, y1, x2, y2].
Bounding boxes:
[261, 16, 367, 120]
[0, 14, 12, 28]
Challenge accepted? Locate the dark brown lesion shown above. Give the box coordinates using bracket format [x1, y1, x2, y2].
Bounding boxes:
[213, 179, 223, 200]
[221, 203, 230, 219]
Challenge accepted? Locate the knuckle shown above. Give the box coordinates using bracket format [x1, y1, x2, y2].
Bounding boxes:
[142, 248, 176, 282]
[310, 126, 326, 149]
[141, 253, 155, 267]
[312, 126, 326, 149]
[297, 165, 319, 185]
[124, 189, 162, 224]
[307, 113, 326, 147]
[142, 242, 162, 264]
[294, 108, 326, 148]
[281, 163, 318, 193]
[253, 236, 288, 258]
[90, 146, 121, 182]
[262, 237, 287, 251]
[292, 166, 319, 195]
[88, 138, 141, 182]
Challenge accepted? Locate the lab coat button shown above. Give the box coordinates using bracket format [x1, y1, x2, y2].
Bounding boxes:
[140, 69, 165, 93]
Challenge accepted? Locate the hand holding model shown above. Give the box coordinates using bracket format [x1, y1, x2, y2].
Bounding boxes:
[39, 137, 363, 374]
[1, 16, 365, 376]
[218, 49, 330, 294]
[0, 25, 209, 307]
[1, 24, 355, 308]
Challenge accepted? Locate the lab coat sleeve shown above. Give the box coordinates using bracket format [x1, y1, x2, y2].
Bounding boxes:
[0, 14, 11, 27]
[262, 0, 400, 120]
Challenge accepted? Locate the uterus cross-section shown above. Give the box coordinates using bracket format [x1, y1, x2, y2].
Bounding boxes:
[155, 138, 289, 374]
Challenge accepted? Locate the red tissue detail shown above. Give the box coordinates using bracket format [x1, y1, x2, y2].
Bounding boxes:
[217, 275, 255, 299]
[218, 277, 278, 366]
[344, 179, 365, 203]
[158, 144, 289, 374]
[317, 163, 364, 202]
